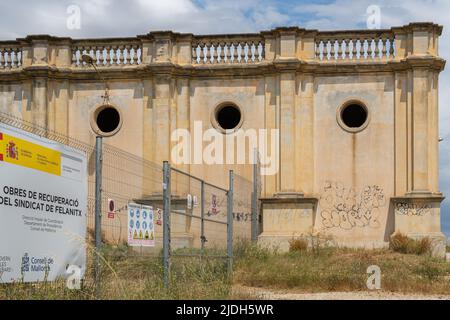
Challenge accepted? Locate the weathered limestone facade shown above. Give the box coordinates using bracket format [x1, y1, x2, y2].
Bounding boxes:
[0, 23, 446, 255]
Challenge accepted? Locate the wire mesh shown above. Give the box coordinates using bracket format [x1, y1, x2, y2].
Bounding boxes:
[0, 110, 259, 293]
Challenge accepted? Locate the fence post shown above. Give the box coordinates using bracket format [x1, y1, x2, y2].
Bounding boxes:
[163, 161, 171, 289]
[252, 148, 259, 242]
[227, 170, 234, 274]
[200, 180, 205, 257]
[94, 135, 103, 296]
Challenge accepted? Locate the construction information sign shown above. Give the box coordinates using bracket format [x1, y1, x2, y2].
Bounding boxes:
[128, 203, 155, 247]
[0, 123, 87, 283]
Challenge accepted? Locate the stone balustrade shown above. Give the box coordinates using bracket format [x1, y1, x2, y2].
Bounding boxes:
[192, 35, 265, 64]
[314, 31, 395, 62]
[71, 39, 142, 67]
[0, 43, 22, 69]
[0, 23, 443, 72]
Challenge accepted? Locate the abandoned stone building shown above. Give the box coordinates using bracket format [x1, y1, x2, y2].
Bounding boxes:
[0, 22, 446, 255]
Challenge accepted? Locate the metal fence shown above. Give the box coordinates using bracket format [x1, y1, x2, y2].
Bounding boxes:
[0, 110, 261, 292]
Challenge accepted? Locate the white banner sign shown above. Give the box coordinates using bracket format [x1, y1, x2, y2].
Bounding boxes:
[128, 203, 155, 247]
[0, 123, 87, 283]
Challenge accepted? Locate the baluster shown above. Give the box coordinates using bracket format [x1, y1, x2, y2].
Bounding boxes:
[117, 45, 123, 65]
[100, 46, 106, 65]
[367, 39, 374, 59]
[352, 39, 358, 60]
[374, 38, 380, 59]
[205, 42, 211, 64]
[344, 39, 350, 60]
[131, 46, 138, 65]
[233, 42, 239, 63]
[212, 43, 219, 64]
[219, 42, 225, 63]
[390, 38, 395, 58]
[117, 46, 122, 65]
[239, 43, 244, 63]
[325, 40, 330, 60]
[330, 40, 336, 60]
[226, 43, 232, 63]
[124, 45, 131, 65]
[337, 39, 343, 60]
[198, 43, 205, 64]
[0, 49, 4, 68]
[319, 40, 324, 60]
[244, 42, 249, 63]
[98, 46, 104, 65]
[250, 42, 256, 62]
[381, 38, 387, 60]
[87, 47, 94, 64]
[11, 50, 18, 68]
[258, 41, 264, 62]
[251, 42, 257, 63]
[361, 39, 367, 59]
[222, 42, 230, 63]
[71, 48, 77, 67]
[104, 46, 111, 66]
[5, 49, 11, 68]
[136, 46, 142, 65]
[92, 47, 98, 65]
[111, 46, 118, 66]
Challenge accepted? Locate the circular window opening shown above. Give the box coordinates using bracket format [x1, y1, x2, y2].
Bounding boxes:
[340, 103, 368, 129]
[216, 105, 242, 131]
[96, 107, 121, 133]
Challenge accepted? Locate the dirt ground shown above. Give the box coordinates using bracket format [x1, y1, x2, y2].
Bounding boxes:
[233, 286, 450, 300]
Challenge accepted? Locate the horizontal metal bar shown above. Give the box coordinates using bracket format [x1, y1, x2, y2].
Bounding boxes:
[170, 167, 228, 193]
[172, 210, 228, 225]
[172, 253, 228, 258]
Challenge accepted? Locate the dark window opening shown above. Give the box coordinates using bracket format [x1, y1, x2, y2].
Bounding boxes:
[341, 104, 368, 128]
[96, 107, 121, 133]
[216, 105, 242, 130]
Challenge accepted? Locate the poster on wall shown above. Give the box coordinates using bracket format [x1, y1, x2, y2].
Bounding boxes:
[128, 203, 155, 247]
[0, 123, 87, 283]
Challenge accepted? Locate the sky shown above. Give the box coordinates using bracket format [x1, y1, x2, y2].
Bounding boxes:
[0, 0, 449, 236]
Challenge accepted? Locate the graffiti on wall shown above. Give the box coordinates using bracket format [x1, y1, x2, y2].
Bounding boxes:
[395, 203, 432, 217]
[320, 181, 386, 230]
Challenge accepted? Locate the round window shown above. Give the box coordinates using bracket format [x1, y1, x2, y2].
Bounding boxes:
[90, 104, 123, 137]
[213, 103, 243, 133]
[96, 107, 121, 133]
[338, 101, 369, 133]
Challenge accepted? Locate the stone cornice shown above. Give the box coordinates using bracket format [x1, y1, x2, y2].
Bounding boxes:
[0, 56, 445, 82]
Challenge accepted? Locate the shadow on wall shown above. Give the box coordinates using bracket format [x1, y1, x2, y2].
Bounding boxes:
[384, 201, 395, 242]
[442, 201, 450, 237]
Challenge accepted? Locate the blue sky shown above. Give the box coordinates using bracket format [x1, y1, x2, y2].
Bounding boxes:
[0, 0, 448, 236]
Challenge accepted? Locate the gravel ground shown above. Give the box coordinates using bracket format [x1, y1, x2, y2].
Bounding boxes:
[234, 286, 450, 300]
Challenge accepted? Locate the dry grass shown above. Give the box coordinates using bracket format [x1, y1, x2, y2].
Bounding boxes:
[390, 233, 432, 255]
[2, 240, 449, 299]
[0, 244, 231, 300]
[289, 238, 308, 253]
[233, 241, 450, 295]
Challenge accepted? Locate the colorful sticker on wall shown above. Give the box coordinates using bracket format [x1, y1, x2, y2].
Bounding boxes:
[156, 208, 162, 226]
[128, 203, 155, 247]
